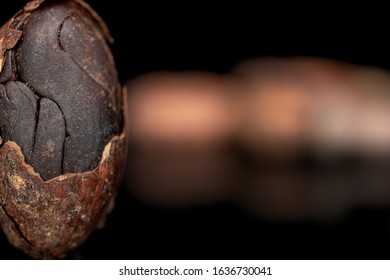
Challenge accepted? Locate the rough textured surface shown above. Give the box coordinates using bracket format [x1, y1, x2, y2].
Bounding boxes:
[0, 0, 126, 259]
[0, 0, 123, 180]
[0, 134, 126, 259]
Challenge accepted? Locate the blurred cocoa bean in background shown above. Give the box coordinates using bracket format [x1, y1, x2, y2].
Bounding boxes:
[124, 58, 390, 222]
[125, 73, 238, 206]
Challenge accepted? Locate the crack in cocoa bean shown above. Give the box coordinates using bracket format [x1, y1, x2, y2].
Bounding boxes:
[57, 12, 117, 110]
[27, 92, 40, 163]
[0, 204, 34, 247]
[24, 85, 68, 175]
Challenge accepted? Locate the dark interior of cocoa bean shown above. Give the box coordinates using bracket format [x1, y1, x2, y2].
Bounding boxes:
[1, 0, 390, 260]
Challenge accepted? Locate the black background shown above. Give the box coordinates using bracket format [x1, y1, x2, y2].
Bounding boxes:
[1, 0, 390, 259]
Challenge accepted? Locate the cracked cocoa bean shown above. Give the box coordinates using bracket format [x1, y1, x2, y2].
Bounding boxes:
[0, 0, 123, 180]
[0, 0, 126, 259]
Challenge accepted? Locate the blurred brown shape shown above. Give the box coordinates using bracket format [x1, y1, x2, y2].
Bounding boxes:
[125, 73, 238, 207]
[125, 58, 390, 221]
[126, 72, 237, 146]
[235, 57, 390, 160]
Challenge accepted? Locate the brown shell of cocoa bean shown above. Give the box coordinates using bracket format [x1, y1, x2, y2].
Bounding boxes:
[0, 130, 126, 259]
